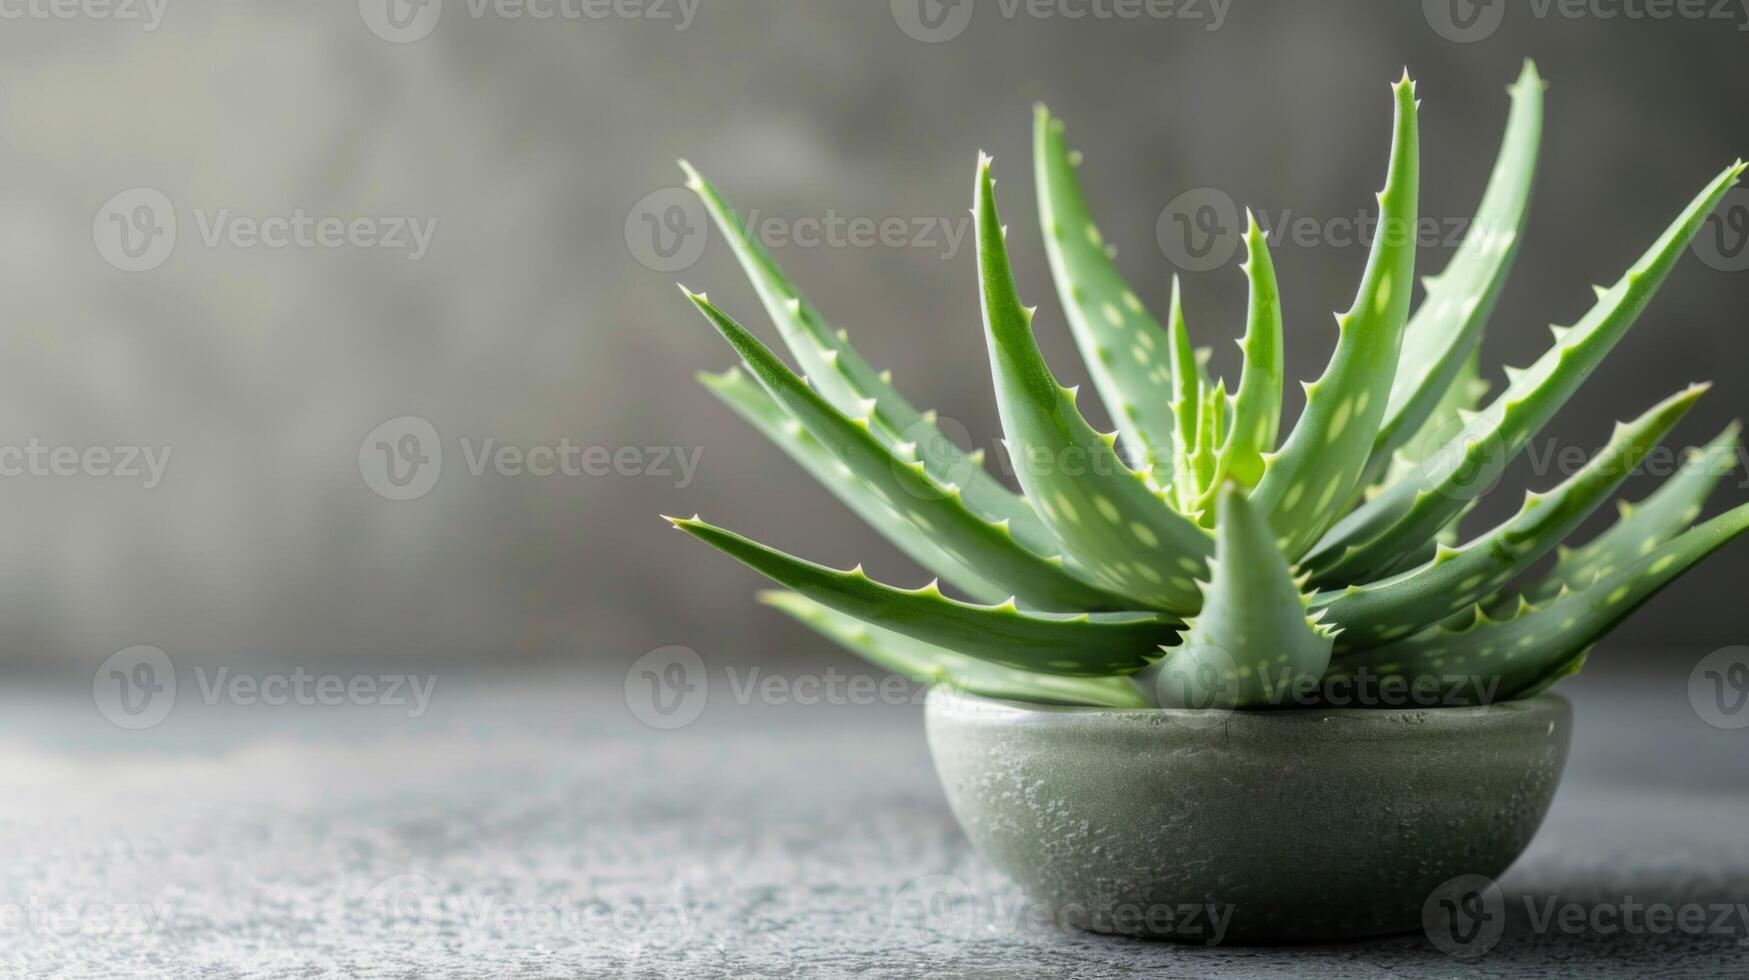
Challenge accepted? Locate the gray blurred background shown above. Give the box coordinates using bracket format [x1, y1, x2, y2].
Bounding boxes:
[2, 0, 1746, 675]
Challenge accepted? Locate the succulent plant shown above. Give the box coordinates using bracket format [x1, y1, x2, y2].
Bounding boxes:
[667, 62, 1749, 710]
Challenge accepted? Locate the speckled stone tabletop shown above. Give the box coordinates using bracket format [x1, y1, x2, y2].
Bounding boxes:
[1, 654, 1744, 978]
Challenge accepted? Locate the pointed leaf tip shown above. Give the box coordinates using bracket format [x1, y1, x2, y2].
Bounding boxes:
[677, 158, 703, 188]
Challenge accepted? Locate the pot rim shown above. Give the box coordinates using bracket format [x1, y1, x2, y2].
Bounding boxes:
[927, 685, 1569, 725]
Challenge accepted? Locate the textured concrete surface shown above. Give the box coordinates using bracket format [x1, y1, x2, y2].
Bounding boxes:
[1, 656, 1745, 977]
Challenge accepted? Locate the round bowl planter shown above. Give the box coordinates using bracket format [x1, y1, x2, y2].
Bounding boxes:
[924, 688, 1572, 944]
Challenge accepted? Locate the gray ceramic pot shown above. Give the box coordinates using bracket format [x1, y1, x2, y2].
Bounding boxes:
[925, 688, 1572, 943]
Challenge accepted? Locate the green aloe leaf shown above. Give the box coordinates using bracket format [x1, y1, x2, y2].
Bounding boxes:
[1148, 485, 1335, 708]
[1035, 107, 1178, 475]
[1373, 350, 1491, 495]
[1351, 354, 1489, 576]
[1307, 160, 1748, 585]
[680, 162, 1055, 555]
[761, 590, 1151, 708]
[1249, 74, 1421, 559]
[669, 65, 1749, 710]
[1525, 421, 1742, 603]
[699, 366, 1008, 603]
[1319, 384, 1707, 653]
[1334, 500, 1749, 704]
[1212, 213, 1285, 491]
[1359, 59, 1544, 489]
[974, 155, 1215, 613]
[1167, 277, 1204, 509]
[1187, 379, 1227, 509]
[686, 290, 1136, 611]
[668, 516, 1177, 676]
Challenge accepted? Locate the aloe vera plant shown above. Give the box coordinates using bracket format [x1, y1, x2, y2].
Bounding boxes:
[668, 63, 1749, 710]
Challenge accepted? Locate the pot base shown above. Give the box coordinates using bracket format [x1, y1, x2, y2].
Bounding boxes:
[925, 689, 1572, 944]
